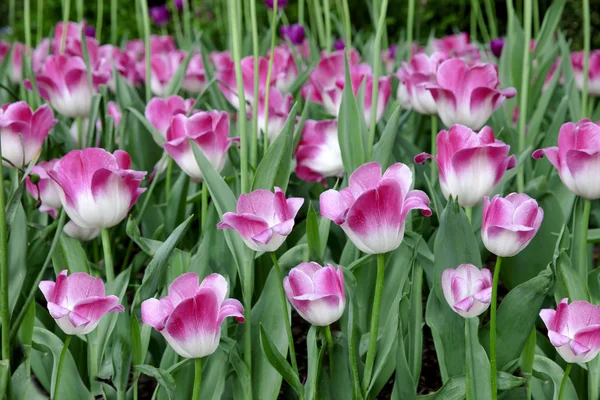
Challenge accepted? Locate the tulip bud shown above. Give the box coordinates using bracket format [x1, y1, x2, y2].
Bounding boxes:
[150, 5, 171, 27]
[442, 264, 492, 318]
[295, 119, 344, 184]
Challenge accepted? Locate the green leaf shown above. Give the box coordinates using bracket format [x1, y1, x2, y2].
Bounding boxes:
[229, 346, 252, 397]
[304, 326, 322, 400]
[338, 52, 366, 175]
[465, 318, 492, 400]
[8, 203, 27, 313]
[532, 0, 566, 59]
[306, 203, 320, 261]
[10, 362, 46, 400]
[164, 50, 193, 96]
[51, 233, 91, 275]
[372, 106, 410, 169]
[531, 355, 577, 400]
[251, 103, 298, 192]
[130, 313, 143, 368]
[417, 372, 524, 399]
[259, 324, 303, 395]
[392, 302, 416, 400]
[135, 365, 176, 400]
[127, 107, 165, 146]
[85, 94, 102, 148]
[555, 250, 590, 302]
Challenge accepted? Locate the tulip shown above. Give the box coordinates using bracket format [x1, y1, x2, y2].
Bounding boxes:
[48, 148, 146, 229]
[182, 53, 208, 94]
[0, 102, 57, 168]
[145, 95, 195, 139]
[540, 298, 600, 363]
[107, 101, 122, 127]
[396, 52, 448, 115]
[256, 88, 293, 142]
[280, 24, 306, 46]
[174, 0, 184, 10]
[333, 39, 345, 51]
[163, 111, 235, 182]
[141, 272, 244, 358]
[217, 56, 271, 109]
[295, 119, 344, 184]
[139, 51, 184, 97]
[26, 159, 61, 217]
[97, 45, 141, 90]
[482, 193, 544, 257]
[415, 125, 516, 208]
[265, 0, 287, 9]
[426, 58, 516, 130]
[218, 187, 304, 252]
[431, 32, 480, 61]
[39, 270, 124, 335]
[63, 221, 100, 241]
[490, 38, 504, 58]
[52, 21, 85, 55]
[283, 262, 346, 326]
[0, 41, 24, 84]
[25, 55, 109, 118]
[83, 25, 96, 38]
[351, 66, 392, 125]
[150, 5, 171, 26]
[442, 264, 492, 318]
[210, 51, 234, 73]
[271, 46, 299, 92]
[533, 119, 600, 200]
[320, 162, 431, 254]
[571, 50, 600, 96]
[381, 45, 398, 75]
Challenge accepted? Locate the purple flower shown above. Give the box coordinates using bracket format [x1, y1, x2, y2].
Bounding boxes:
[83, 25, 96, 38]
[280, 24, 305, 45]
[265, 0, 287, 9]
[173, 0, 184, 10]
[150, 5, 171, 26]
[490, 38, 504, 58]
[333, 39, 345, 51]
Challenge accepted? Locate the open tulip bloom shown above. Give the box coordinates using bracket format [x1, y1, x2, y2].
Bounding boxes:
[145, 95, 196, 140]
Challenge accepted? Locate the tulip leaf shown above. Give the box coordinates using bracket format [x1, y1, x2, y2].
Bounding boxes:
[259, 323, 303, 396]
[135, 365, 176, 400]
[8, 203, 27, 313]
[465, 317, 492, 400]
[85, 94, 102, 148]
[164, 49, 193, 97]
[416, 372, 524, 399]
[392, 301, 417, 400]
[127, 107, 166, 146]
[531, 355, 577, 400]
[251, 103, 298, 192]
[372, 106, 410, 169]
[555, 250, 590, 302]
[338, 52, 366, 175]
[532, 0, 566, 59]
[306, 203, 321, 262]
[229, 345, 252, 396]
[10, 362, 46, 400]
[304, 326, 324, 400]
[51, 233, 91, 276]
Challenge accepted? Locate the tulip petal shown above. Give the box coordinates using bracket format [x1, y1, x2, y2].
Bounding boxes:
[217, 298, 245, 325]
[168, 272, 200, 306]
[199, 273, 229, 306]
[319, 188, 354, 225]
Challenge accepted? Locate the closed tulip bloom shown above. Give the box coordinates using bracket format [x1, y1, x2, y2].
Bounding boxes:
[256, 88, 293, 142]
[140, 51, 183, 97]
[295, 119, 344, 184]
[415, 125, 516, 207]
[533, 120, 600, 199]
[265, 0, 287, 9]
[0, 41, 24, 84]
[320, 162, 431, 254]
[490, 38, 505, 58]
[163, 111, 235, 182]
[182, 53, 207, 94]
[284, 262, 345, 326]
[63, 220, 100, 241]
[141, 273, 244, 358]
[145, 95, 195, 139]
[442, 264, 492, 318]
[218, 187, 304, 252]
[26, 159, 62, 217]
[48, 148, 146, 229]
[0, 102, 56, 168]
[271, 46, 299, 92]
[482, 194, 544, 257]
[150, 5, 171, 26]
[396, 52, 448, 115]
[333, 39, 345, 51]
[426, 58, 516, 130]
[280, 24, 306, 46]
[217, 56, 271, 109]
[571, 50, 600, 96]
[39, 270, 124, 335]
[540, 298, 600, 363]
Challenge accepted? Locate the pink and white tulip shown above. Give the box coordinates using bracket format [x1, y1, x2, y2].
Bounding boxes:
[295, 119, 344, 184]
[442, 264, 492, 318]
[145, 95, 195, 139]
[571, 50, 600, 96]
[431, 33, 480, 62]
[0, 41, 24, 84]
[141, 273, 244, 358]
[217, 56, 271, 109]
[26, 159, 62, 217]
[320, 162, 431, 254]
[415, 125, 516, 207]
[218, 187, 304, 252]
[271, 46, 299, 92]
[482, 194, 544, 257]
[48, 148, 146, 229]
[256, 88, 293, 142]
[140, 51, 183, 96]
[533, 119, 600, 199]
[284, 262, 346, 326]
[426, 58, 516, 130]
[540, 299, 600, 363]
[182, 53, 208, 94]
[396, 52, 447, 115]
[0, 102, 56, 168]
[163, 111, 234, 182]
[63, 221, 100, 241]
[39, 270, 124, 335]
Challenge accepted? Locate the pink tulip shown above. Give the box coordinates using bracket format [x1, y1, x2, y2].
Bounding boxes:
[52, 21, 86, 55]
[210, 51, 234, 73]
[217, 56, 271, 109]
[295, 119, 344, 184]
[533, 119, 600, 199]
[426, 58, 516, 130]
[218, 187, 304, 252]
[163, 111, 235, 182]
[48, 148, 146, 229]
[0, 41, 24, 84]
[141, 272, 244, 358]
[482, 194, 544, 257]
[442, 264, 492, 318]
[283, 262, 346, 326]
[39, 270, 124, 335]
[26, 159, 61, 217]
[0, 102, 57, 168]
[431, 33, 480, 62]
[571, 50, 600, 96]
[540, 298, 600, 363]
[182, 53, 207, 94]
[256, 88, 293, 142]
[415, 125, 516, 207]
[381, 45, 397, 75]
[320, 162, 431, 254]
[97, 45, 141, 90]
[351, 66, 392, 125]
[107, 101, 122, 127]
[25, 54, 109, 118]
[270, 46, 299, 92]
[126, 35, 176, 60]
[63, 221, 100, 241]
[145, 95, 195, 139]
[396, 52, 448, 115]
[139, 51, 183, 97]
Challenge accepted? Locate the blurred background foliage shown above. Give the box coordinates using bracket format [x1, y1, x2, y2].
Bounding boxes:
[0, 0, 599, 49]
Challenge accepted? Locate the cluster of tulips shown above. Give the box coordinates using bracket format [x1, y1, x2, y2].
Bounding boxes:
[1, 0, 600, 399]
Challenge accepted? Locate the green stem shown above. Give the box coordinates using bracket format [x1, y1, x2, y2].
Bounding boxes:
[271, 252, 299, 373]
[9, 0, 15, 35]
[341, 0, 351, 47]
[136, 155, 167, 224]
[298, 0, 305, 25]
[60, 0, 71, 54]
[36, 0, 44, 44]
[323, 0, 331, 52]
[558, 363, 572, 400]
[582, 0, 591, 118]
[95, 0, 104, 42]
[262, 4, 278, 156]
[249, 0, 259, 168]
[469, 0, 476, 42]
[200, 181, 208, 235]
[516, 0, 532, 193]
[521, 328, 536, 400]
[111, 0, 117, 44]
[53, 335, 71, 399]
[191, 358, 202, 400]
[471, 0, 491, 45]
[182, 0, 192, 48]
[171, 2, 185, 47]
[139, 0, 152, 102]
[325, 325, 334, 377]
[430, 116, 437, 183]
[465, 207, 472, 224]
[75, 0, 83, 21]
[532, 0, 540, 36]
[465, 319, 473, 400]
[88, 337, 98, 389]
[228, 0, 249, 194]
[588, 366, 600, 400]
[361, 253, 386, 393]
[243, 261, 253, 399]
[0, 110, 10, 379]
[366, 0, 388, 159]
[490, 256, 503, 400]
[101, 228, 115, 282]
[312, 0, 326, 50]
[166, 158, 174, 203]
[77, 117, 84, 149]
[578, 199, 592, 279]
[483, 0, 497, 38]
[406, 0, 415, 51]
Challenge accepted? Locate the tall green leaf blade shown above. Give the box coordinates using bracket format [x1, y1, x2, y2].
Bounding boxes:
[259, 324, 303, 395]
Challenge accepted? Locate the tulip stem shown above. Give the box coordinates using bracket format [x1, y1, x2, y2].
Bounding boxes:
[139, 0, 152, 102]
[262, 3, 279, 157]
[325, 325, 334, 377]
[53, 335, 71, 399]
[558, 363, 572, 400]
[312, 0, 326, 50]
[101, 228, 115, 282]
[60, 0, 71, 54]
[406, 0, 415, 54]
[191, 358, 202, 400]
[578, 198, 592, 279]
[0, 117, 10, 384]
[362, 253, 386, 394]
[430, 116, 437, 183]
[110, 0, 117, 44]
[270, 252, 299, 374]
[490, 256, 503, 400]
[249, 0, 259, 168]
[465, 319, 473, 400]
[582, 0, 591, 118]
[465, 207, 472, 224]
[77, 117, 84, 149]
[483, 0, 497, 39]
[341, 0, 351, 47]
[298, 0, 305, 25]
[516, 0, 532, 193]
[200, 181, 208, 236]
[95, 0, 103, 42]
[75, 0, 83, 21]
[182, 0, 192, 49]
[323, 0, 331, 52]
[36, 0, 44, 44]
